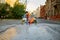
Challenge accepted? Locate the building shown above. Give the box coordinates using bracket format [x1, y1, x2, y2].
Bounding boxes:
[45, 0, 51, 20]
[51, 0, 60, 20]
[35, 7, 40, 18]
[0, 0, 5, 3]
[45, 0, 60, 20]
[33, 7, 40, 18]
[40, 5, 46, 19]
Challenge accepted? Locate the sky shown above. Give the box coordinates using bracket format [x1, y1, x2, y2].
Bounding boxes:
[20, 0, 46, 12]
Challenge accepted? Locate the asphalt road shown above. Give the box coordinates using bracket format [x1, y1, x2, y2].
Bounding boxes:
[11, 23, 60, 40]
[0, 19, 60, 40]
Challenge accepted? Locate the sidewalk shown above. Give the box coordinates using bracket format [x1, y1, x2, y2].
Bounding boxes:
[0, 27, 16, 40]
[37, 19, 60, 24]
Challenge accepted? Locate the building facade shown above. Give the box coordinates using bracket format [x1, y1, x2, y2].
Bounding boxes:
[33, 7, 40, 18]
[0, 0, 5, 3]
[40, 5, 46, 19]
[45, 0, 60, 20]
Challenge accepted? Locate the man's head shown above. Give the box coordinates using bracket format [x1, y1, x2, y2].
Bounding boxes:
[25, 11, 28, 13]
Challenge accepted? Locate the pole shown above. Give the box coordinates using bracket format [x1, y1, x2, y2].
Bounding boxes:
[25, 0, 27, 10]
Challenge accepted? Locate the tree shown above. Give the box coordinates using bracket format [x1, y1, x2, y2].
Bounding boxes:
[0, 1, 26, 19]
[12, 3, 25, 19]
[0, 3, 10, 18]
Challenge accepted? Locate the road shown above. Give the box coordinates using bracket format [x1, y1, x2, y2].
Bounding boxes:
[0, 19, 60, 40]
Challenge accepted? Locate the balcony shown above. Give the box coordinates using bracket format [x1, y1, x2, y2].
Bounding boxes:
[52, 0, 60, 6]
[51, 0, 56, 6]
[56, 0, 60, 4]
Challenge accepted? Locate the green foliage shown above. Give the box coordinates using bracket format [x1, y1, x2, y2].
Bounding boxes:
[12, 4, 25, 19]
[0, 3, 10, 18]
[0, 3, 26, 19]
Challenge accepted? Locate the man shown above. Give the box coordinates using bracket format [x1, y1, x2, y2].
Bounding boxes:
[26, 11, 31, 23]
[28, 13, 37, 24]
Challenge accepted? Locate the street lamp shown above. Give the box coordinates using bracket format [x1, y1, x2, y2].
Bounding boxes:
[25, 0, 27, 5]
[25, 0, 27, 10]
